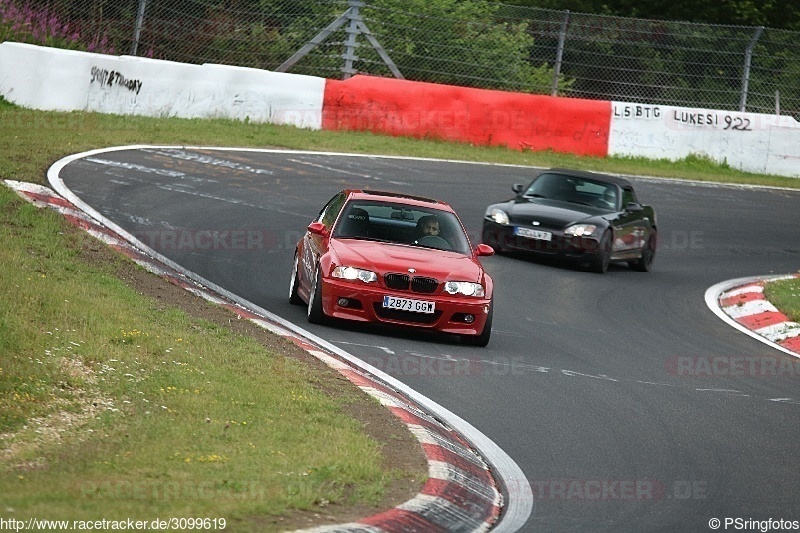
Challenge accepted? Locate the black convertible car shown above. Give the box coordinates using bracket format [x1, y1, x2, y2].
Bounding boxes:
[482, 168, 657, 273]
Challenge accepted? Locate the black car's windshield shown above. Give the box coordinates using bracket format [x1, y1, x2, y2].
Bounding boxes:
[524, 173, 619, 211]
[333, 200, 472, 255]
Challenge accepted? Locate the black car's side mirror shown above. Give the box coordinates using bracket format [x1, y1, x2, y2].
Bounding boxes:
[512, 183, 524, 194]
[625, 202, 644, 212]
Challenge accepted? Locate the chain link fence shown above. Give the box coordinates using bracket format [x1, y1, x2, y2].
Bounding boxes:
[2, 0, 799, 119]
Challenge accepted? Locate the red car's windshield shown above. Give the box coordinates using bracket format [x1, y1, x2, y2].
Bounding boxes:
[333, 200, 472, 255]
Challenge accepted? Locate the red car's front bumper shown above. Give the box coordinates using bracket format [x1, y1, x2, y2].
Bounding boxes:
[319, 277, 491, 336]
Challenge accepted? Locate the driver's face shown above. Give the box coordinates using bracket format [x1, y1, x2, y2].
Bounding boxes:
[422, 221, 440, 235]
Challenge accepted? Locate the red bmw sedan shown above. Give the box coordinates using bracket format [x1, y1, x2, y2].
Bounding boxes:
[289, 190, 495, 346]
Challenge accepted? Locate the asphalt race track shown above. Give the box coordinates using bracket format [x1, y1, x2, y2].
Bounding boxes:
[57, 148, 800, 532]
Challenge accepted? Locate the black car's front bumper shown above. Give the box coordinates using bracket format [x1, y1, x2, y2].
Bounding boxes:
[482, 220, 603, 260]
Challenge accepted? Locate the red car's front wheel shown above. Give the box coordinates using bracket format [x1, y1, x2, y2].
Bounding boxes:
[307, 267, 326, 324]
[462, 301, 493, 347]
[289, 253, 303, 305]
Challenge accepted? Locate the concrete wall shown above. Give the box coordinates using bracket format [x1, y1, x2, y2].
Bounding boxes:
[0, 42, 325, 129]
[322, 76, 611, 157]
[607, 102, 800, 176]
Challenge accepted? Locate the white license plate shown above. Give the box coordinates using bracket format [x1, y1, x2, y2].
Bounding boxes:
[382, 295, 435, 314]
[514, 226, 552, 241]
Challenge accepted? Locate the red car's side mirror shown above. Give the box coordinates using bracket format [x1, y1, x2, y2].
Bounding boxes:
[474, 243, 494, 257]
[307, 222, 328, 236]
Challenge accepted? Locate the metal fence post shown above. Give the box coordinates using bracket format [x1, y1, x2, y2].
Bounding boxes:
[130, 0, 148, 56]
[276, 0, 402, 80]
[342, 0, 363, 79]
[739, 26, 763, 112]
[551, 10, 569, 97]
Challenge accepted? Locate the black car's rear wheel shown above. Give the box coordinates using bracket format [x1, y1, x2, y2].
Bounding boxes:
[630, 230, 657, 272]
[590, 230, 612, 274]
[307, 267, 326, 324]
[462, 302, 493, 347]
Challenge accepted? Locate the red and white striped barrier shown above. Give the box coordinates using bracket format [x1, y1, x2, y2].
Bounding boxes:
[717, 277, 800, 356]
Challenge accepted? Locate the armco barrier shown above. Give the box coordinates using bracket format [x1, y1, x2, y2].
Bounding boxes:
[322, 75, 611, 157]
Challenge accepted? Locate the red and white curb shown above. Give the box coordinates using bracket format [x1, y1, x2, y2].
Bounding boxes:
[5, 177, 532, 532]
[706, 275, 800, 358]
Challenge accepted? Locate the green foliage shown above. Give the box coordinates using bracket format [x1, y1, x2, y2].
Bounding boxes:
[493, 0, 799, 30]
[0, 0, 117, 54]
[363, 0, 558, 91]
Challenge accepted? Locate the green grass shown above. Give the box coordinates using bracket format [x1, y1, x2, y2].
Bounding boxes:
[764, 277, 800, 324]
[0, 186, 402, 527]
[1, 96, 799, 527]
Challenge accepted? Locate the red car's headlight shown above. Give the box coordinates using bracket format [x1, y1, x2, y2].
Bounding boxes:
[444, 281, 485, 297]
[332, 266, 378, 283]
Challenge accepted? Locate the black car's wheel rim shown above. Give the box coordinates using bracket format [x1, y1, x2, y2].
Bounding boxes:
[642, 234, 656, 268]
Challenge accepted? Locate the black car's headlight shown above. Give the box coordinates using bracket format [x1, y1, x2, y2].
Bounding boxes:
[564, 224, 599, 237]
[486, 208, 510, 225]
[444, 281, 485, 297]
[331, 266, 377, 283]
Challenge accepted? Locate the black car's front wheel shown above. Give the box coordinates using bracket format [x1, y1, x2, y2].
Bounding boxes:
[589, 230, 612, 274]
[630, 230, 657, 272]
[307, 267, 326, 324]
[482, 228, 505, 254]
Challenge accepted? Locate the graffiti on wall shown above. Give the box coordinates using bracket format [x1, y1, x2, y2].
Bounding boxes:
[90, 66, 143, 95]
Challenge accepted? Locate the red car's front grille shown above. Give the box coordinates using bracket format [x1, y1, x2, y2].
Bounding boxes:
[384, 273, 410, 290]
[410, 277, 438, 293]
[384, 273, 439, 294]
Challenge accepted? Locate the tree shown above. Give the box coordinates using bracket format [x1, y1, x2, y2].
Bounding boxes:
[492, 0, 799, 30]
[358, 0, 562, 92]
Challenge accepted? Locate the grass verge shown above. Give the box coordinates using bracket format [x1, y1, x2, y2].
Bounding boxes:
[0, 185, 426, 530]
[764, 278, 800, 324]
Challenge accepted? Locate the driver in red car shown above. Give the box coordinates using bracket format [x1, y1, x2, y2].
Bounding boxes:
[413, 215, 452, 250]
[417, 215, 441, 238]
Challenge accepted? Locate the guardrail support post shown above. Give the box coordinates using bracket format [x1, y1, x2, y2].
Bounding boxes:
[551, 10, 569, 97]
[739, 26, 763, 112]
[130, 0, 148, 56]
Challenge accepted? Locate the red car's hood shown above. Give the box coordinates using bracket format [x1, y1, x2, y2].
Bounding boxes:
[330, 239, 485, 283]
